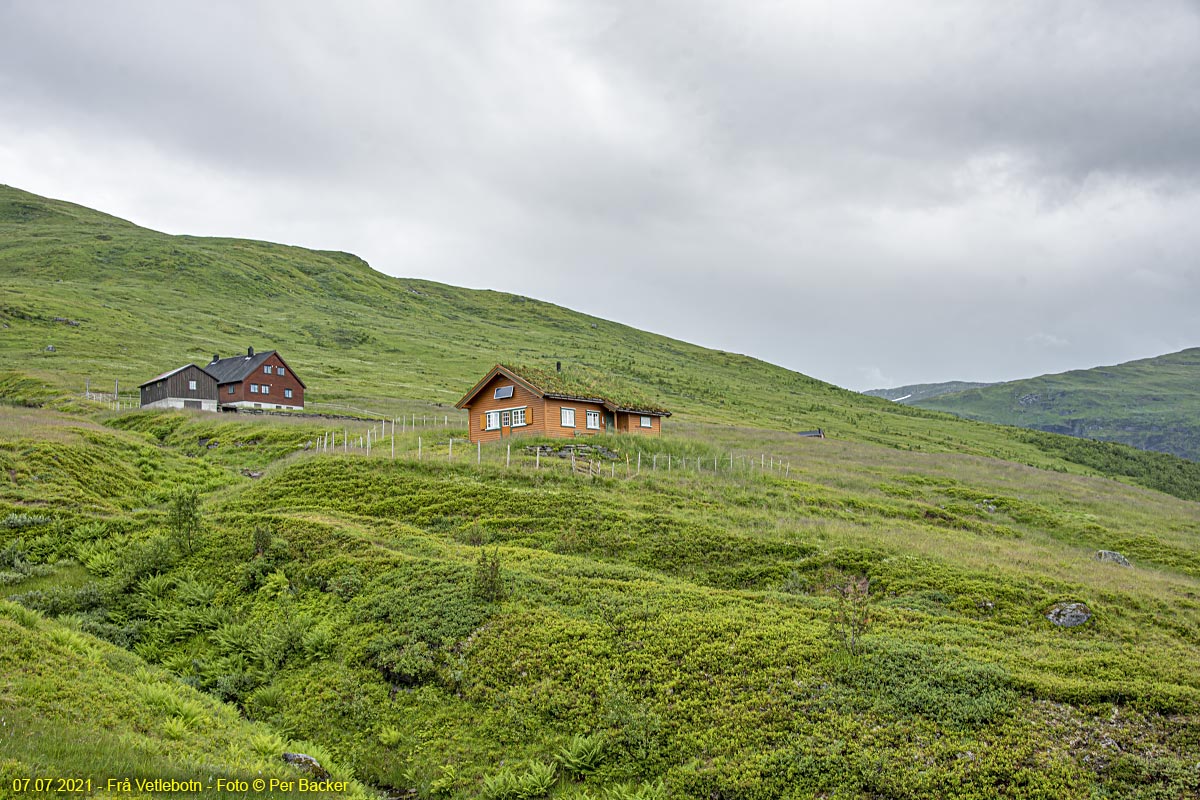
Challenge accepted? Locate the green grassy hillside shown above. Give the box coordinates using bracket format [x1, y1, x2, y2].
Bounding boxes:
[0, 600, 371, 799]
[6, 183, 1200, 503]
[3, 186, 1200, 798]
[864, 381, 994, 403]
[2, 407, 1198, 798]
[914, 350, 1200, 461]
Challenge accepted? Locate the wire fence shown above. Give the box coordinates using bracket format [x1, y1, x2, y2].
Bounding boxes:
[79, 382, 466, 425]
[295, 425, 800, 483]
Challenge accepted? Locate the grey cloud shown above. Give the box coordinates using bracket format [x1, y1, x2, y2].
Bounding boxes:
[2, 1, 1199, 390]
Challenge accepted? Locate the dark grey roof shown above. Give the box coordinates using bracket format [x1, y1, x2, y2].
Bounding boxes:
[138, 363, 216, 388]
[205, 350, 277, 384]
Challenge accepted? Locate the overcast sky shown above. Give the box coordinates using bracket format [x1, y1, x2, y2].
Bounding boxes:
[2, 2, 1199, 390]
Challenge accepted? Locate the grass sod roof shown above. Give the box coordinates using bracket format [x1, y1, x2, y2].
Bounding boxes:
[499, 362, 671, 415]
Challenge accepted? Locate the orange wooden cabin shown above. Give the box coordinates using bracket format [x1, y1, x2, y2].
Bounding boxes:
[456, 363, 671, 444]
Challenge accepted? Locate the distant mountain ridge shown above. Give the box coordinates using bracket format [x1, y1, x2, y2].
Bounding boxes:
[910, 349, 1200, 460]
[864, 381, 995, 403]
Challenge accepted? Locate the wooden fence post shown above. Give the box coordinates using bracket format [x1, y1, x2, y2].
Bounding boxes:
[418, 436, 422, 460]
[506, 443, 510, 468]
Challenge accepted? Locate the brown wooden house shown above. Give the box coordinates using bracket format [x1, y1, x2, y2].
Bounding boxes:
[142, 347, 306, 413]
[205, 347, 306, 411]
[138, 364, 219, 411]
[456, 363, 670, 444]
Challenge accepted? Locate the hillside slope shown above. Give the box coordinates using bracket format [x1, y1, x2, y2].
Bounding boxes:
[3, 405, 1199, 798]
[915, 349, 1200, 460]
[3, 186, 1200, 797]
[864, 380, 995, 403]
[0, 184, 1113, 460]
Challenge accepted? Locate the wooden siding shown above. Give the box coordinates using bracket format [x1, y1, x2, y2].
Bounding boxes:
[614, 411, 662, 435]
[140, 365, 218, 407]
[463, 375, 613, 443]
[464, 374, 546, 444]
[219, 353, 305, 408]
[543, 397, 609, 439]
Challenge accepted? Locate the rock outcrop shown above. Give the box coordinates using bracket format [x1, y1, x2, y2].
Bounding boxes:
[1045, 602, 1093, 627]
[1095, 550, 1131, 567]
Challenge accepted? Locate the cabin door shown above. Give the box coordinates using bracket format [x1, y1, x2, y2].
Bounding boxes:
[604, 411, 615, 431]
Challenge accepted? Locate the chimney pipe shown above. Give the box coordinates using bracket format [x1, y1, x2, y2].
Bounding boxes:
[247, 346, 254, 357]
[212, 353, 219, 363]
[556, 361, 561, 373]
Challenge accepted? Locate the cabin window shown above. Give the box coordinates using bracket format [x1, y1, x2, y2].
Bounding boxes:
[264, 365, 272, 374]
[640, 416, 652, 428]
[560, 408, 575, 427]
[277, 367, 285, 376]
[228, 385, 235, 395]
[501, 410, 511, 427]
[484, 411, 500, 430]
[284, 388, 293, 399]
[250, 384, 259, 393]
[511, 408, 527, 426]
[262, 385, 270, 395]
[188, 380, 197, 391]
[586, 410, 600, 430]
[494, 385, 514, 400]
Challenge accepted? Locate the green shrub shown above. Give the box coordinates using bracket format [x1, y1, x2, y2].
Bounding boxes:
[482, 769, 521, 800]
[472, 547, 506, 602]
[518, 760, 557, 798]
[556, 733, 606, 778]
[166, 487, 202, 556]
[377, 726, 404, 748]
[602, 780, 666, 800]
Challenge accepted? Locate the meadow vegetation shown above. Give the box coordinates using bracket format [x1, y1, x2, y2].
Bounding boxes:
[1, 185, 1199, 797]
[0, 406, 1197, 798]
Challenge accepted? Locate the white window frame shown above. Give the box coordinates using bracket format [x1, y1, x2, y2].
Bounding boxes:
[640, 415, 653, 428]
[264, 365, 272, 375]
[484, 406, 527, 430]
[188, 380, 197, 391]
[228, 385, 235, 395]
[284, 388, 293, 399]
[277, 366, 285, 376]
[560, 407, 576, 427]
[261, 384, 270, 395]
[586, 410, 600, 430]
[250, 384, 259, 393]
